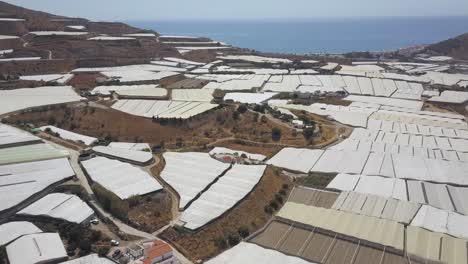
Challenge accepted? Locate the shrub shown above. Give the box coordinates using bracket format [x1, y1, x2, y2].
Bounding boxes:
[79, 240, 91, 252]
[90, 230, 102, 242]
[227, 234, 240, 246]
[232, 111, 240, 121]
[98, 246, 110, 257]
[303, 127, 315, 141]
[264, 205, 273, 214]
[271, 127, 282, 141]
[47, 116, 57, 125]
[214, 237, 227, 250]
[238, 226, 250, 239]
[275, 193, 284, 204]
[176, 138, 184, 148]
[128, 195, 142, 208]
[253, 104, 265, 113]
[237, 104, 248, 114]
[269, 200, 279, 210]
[67, 242, 77, 252]
[252, 112, 259, 122]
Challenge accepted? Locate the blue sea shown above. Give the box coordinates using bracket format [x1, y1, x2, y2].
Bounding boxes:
[128, 17, 468, 54]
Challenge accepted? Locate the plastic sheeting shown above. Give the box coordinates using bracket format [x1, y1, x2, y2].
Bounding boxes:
[92, 146, 153, 164]
[277, 202, 405, 250]
[267, 148, 324, 173]
[180, 165, 266, 230]
[161, 152, 231, 209]
[18, 193, 94, 224]
[206, 242, 315, 264]
[0, 222, 41, 246]
[0, 158, 75, 212]
[332, 191, 419, 224]
[6, 233, 67, 264]
[81, 157, 163, 200]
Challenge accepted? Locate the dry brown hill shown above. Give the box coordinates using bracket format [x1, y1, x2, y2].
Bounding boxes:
[0, 1, 179, 75]
[424, 33, 468, 60]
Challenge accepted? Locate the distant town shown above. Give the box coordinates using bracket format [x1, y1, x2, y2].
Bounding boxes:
[1, 1, 468, 264]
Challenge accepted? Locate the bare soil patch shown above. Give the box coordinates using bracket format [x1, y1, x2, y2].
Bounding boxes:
[127, 191, 173, 233]
[4, 104, 315, 148]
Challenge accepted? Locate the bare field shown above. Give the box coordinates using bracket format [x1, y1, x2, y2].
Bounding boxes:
[127, 191, 173, 233]
[4, 104, 315, 148]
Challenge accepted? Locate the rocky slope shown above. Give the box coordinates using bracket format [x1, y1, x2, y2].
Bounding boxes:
[423, 33, 468, 60]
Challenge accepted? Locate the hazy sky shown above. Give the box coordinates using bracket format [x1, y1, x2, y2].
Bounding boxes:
[7, 0, 468, 21]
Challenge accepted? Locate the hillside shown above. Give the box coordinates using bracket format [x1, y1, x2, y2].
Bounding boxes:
[424, 33, 468, 60]
[0, 1, 146, 35]
[0, 1, 179, 75]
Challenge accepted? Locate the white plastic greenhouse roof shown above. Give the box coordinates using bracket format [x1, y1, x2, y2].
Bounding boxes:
[327, 174, 407, 201]
[0, 57, 41, 62]
[163, 57, 205, 66]
[108, 142, 151, 151]
[93, 146, 153, 164]
[269, 101, 377, 127]
[370, 109, 467, 130]
[40, 126, 97, 146]
[0, 222, 41, 246]
[0, 124, 41, 148]
[171, 88, 214, 102]
[0, 86, 84, 116]
[88, 36, 135, 41]
[112, 100, 219, 119]
[428, 91, 468, 104]
[326, 173, 360, 191]
[0, 143, 70, 166]
[91, 84, 167, 97]
[224, 92, 277, 104]
[206, 242, 315, 264]
[203, 75, 270, 91]
[218, 55, 292, 64]
[101, 70, 179, 83]
[345, 95, 424, 110]
[6, 233, 67, 264]
[61, 254, 115, 264]
[181, 165, 266, 230]
[18, 193, 94, 224]
[161, 152, 231, 209]
[410, 205, 468, 240]
[20, 74, 74, 84]
[267, 148, 324, 173]
[332, 191, 420, 224]
[0, 158, 75, 212]
[30, 31, 87, 36]
[72, 64, 186, 73]
[0, 35, 19, 39]
[81, 156, 163, 199]
[209, 147, 266, 161]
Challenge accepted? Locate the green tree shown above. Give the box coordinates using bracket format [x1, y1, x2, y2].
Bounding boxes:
[271, 127, 282, 141]
[232, 111, 240, 121]
[238, 226, 250, 239]
[303, 127, 315, 141]
[237, 104, 248, 114]
[227, 234, 240, 246]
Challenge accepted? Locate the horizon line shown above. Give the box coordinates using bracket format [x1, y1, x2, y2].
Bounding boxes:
[124, 14, 468, 23]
